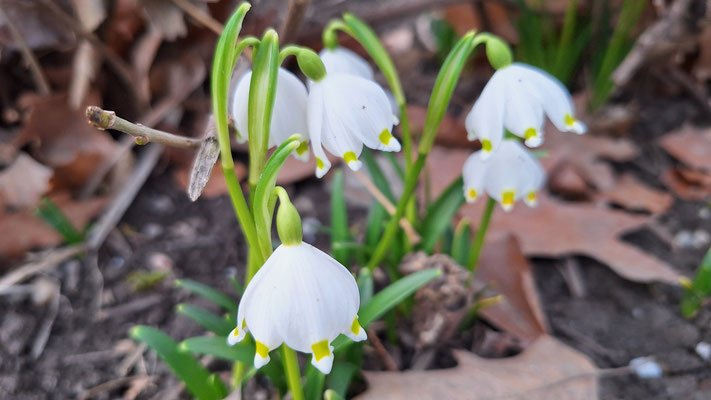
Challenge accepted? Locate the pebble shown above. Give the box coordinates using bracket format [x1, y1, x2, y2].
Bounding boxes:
[147, 252, 173, 272]
[674, 230, 695, 249]
[142, 223, 163, 238]
[629, 356, 663, 379]
[699, 208, 710, 220]
[696, 342, 711, 361]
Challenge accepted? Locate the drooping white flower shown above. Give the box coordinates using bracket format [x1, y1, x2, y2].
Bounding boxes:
[319, 47, 374, 80]
[308, 73, 400, 178]
[465, 63, 586, 158]
[462, 139, 545, 211]
[227, 242, 366, 374]
[231, 67, 310, 160]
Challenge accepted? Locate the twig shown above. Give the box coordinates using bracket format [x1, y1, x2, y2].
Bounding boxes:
[37, 0, 141, 104]
[353, 170, 421, 244]
[367, 327, 399, 371]
[0, 246, 85, 294]
[31, 284, 60, 359]
[280, 0, 311, 44]
[86, 106, 202, 149]
[86, 144, 163, 251]
[95, 294, 164, 321]
[558, 257, 586, 298]
[0, 1, 51, 95]
[170, 0, 223, 35]
[77, 375, 153, 400]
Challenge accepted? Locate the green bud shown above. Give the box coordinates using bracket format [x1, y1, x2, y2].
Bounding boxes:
[296, 48, 326, 81]
[484, 35, 513, 70]
[275, 187, 303, 246]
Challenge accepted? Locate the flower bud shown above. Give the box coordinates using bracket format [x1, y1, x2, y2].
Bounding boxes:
[484, 35, 513, 70]
[296, 48, 327, 82]
[276, 188, 303, 246]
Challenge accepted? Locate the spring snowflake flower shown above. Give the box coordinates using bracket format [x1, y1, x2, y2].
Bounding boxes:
[227, 242, 366, 374]
[308, 73, 400, 178]
[465, 63, 586, 158]
[231, 67, 310, 160]
[319, 47, 374, 80]
[462, 139, 545, 211]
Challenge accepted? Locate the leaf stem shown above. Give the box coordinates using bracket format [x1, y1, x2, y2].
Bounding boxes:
[467, 197, 496, 274]
[281, 345, 305, 400]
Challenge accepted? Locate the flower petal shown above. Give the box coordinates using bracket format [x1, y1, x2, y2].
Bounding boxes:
[462, 151, 489, 203]
[483, 140, 527, 211]
[465, 71, 507, 159]
[310, 340, 335, 374]
[307, 82, 333, 178]
[230, 71, 251, 143]
[319, 47, 374, 80]
[502, 77, 545, 148]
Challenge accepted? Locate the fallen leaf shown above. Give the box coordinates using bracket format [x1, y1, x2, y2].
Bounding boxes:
[461, 193, 682, 285]
[20, 93, 117, 190]
[597, 174, 673, 215]
[693, 25, 711, 82]
[548, 162, 590, 199]
[355, 335, 598, 400]
[659, 124, 711, 172]
[477, 235, 549, 344]
[0, 193, 107, 259]
[662, 166, 711, 201]
[0, 0, 74, 50]
[444, 2, 518, 44]
[0, 152, 52, 211]
[141, 0, 188, 41]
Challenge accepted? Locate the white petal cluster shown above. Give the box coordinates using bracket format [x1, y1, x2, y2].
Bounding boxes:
[465, 63, 586, 158]
[231, 67, 310, 160]
[308, 73, 400, 178]
[227, 242, 366, 374]
[462, 139, 544, 211]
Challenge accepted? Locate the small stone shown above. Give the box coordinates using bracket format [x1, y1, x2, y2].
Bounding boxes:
[693, 230, 710, 249]
[629, 356, 663, 379]
[142, 223, 163, 238]
[151, 195, 174, 213]
[148, 252, 173, 272]
[674, 230, 695, 249]
[699, 207, 711, 219]
[30, 277, 58, 306]
[696, 342, 711, 361]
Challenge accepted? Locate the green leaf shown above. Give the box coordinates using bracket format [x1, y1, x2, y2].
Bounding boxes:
[364, 202, 386, 250]
[175, 279, 238, 311]
[451, 219, 471, 266]
[419, 177, 464, 253]
[131, 326, 224, 400]
[36, 197, 84, 244]
[304, 365, 326, 400]
[682, 247, 711, 317]
[327, 361, 358, 398]
[253, 136, 301, 256]
[361, 149, 395, 201]
[176, 304, 233, 336]
[180, 335, 254, 363]
[430, 18, 458, 64]
[357, 268, 374, 305]
[331, 169, 350, 264]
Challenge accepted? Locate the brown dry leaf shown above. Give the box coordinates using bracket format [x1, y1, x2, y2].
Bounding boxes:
[461, 193, 681, 285]
[693, 25, 711, 82]
[598, 174, 673, 215]
[477, 236, 549, 344]
[0, 193, 107, 259]
[21, 93, 117, 190]
[659, 124, 711, 172]
[0, 0, 74, 50]
[142, 0, 188, 41]
[662, 166, 711, 201]
[443, 2, 518, 43]
[355, 335, 598, 400]
[548, 162, 590, 199]
[173, 162, 247, 199]
[0, 152, 52, 211]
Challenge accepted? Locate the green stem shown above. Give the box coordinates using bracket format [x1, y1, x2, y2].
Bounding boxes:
[281, 345, 305, 400]
[467, 197, 496, 273]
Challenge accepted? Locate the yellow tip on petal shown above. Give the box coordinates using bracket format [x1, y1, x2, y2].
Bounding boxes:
[350, 317, 361, 336]
[524, 127, 537, 140]
[255, 341, 270, 359]
[527, 191, 537, 204]
[316, 157, 325, 170]
[481, 139, 492, 152]
[467, 188, 477, 201]
[311, 340, 331, 362]
[296, 141, 309, 155]
[564, 112, 576, 127]
[343, 151, 357, 165]
[501, 190, 515, 209]
[379, 129, 393, 145]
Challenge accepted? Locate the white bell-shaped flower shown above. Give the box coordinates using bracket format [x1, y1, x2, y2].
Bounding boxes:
[319, 47, 374, 80]
[465, 63, 586, 158]
[227, 242, 366, 374]
[231, 67, 310, 160]
[462, 139, 545, 211]
[308, 73, 400, 178]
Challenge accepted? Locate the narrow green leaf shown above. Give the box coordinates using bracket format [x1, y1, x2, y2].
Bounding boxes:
[176, 304, 233, 336]
[36, 198, 84, 244]
[304, 365, 326, 400]
[364, 202, 386, 250]
[419, 177, 464, 253]
[327, 361, 358, 398]
[331, 169, 350, 264]
[180, 335, 254, 363]
[357, 268, 374, 304]
[175, 279, 238, 311]
[131, 326, 223, 400]
[383, 152, 404, 182]
[451, 219, 471, 266]
[324, 389, 345, 400]
[682, 247, 711, 317]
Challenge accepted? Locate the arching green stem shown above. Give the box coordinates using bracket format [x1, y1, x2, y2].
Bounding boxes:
[467, 197, 496, 274]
